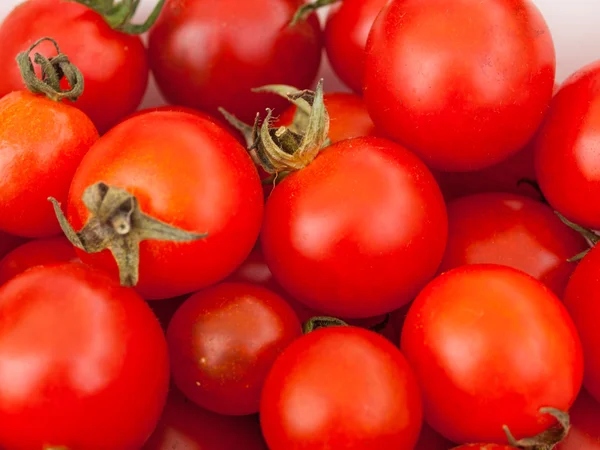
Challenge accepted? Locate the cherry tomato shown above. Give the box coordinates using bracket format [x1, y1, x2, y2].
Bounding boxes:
[401, 264, 583, 444]
[260, 326, 423, 449]
[439, 193, 588, 297]
[556, 389, 600, 450]
[0, 231, 26, 261]
[0, 0, 150, 133]
[0, 237, 79, 285]
[148, 0, 323, 124]
[364, 0, 555, 171]
[65, 111, 264, 299]
[144, 389, 268, 450]
[167, 282, 302, 415]
[261, 136, 447, 318]
[0, 90, 98, 238]
[0, 263, 170, 450]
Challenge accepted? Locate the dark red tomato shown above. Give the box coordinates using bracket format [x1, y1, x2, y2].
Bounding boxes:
[0, 263, 170, 450]
[364, 0, 555, 171]
[66, 111, 264, 299]
[261, 136, 447, 318]
[439, 193, 588, 297]
[0, 0, 149, 134]
[0, 90, 98, 238]
[556, 389, 600, 450]
[535, 61, 600, 229]
[401, 265, 583, 444]
[0, 231, 26, 261]
[148, 0, 323, 124]
[167, 282, 302, 415]
[415, 423, 455, 450]
[260, 326, 423, 449]
[144, 389, 268, 450]
[0, 236, 79, 285]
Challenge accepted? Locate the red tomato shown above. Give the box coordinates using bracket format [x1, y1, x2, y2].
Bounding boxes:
[65, 111, 264, 299]
[0, 0, 150, 134]
[167, 282, 302, 415]
[0, 90, 98, 238]
[260, 326, 423, 449]
[401, 265, 584, 444]
[364, 0, 555, 171]
[261, 136, 447, 318]
[439, 193, 588, 297]
[0, 237, 79, 285]
[556, 389, 600, 450]
[0, 263, 170, 450]
[0, 231, 26, 261]
[144, 390, 268, 450]
[148, 0, 323, 124]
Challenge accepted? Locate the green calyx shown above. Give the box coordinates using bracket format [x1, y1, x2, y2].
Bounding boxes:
[303, 316, 349, 334]
[503, 407, 570, 450]
[555, 212, 598, 262]
[70, 0, 166, 34]
[289, 0, 340, 26]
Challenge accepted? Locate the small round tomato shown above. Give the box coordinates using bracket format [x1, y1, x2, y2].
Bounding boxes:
[364, 0, 555, 171]
[0, 231, 26, 261]
[401, 264, 583, 444]
[260, 326, 423, 449]
[148, 0, 323, 124]
[556, 389, 600, 450]
[167, 282, 302, 416]
[0, 263, 170, 450]
[439, 193, 588, 297]
[0, 237, 79, 285]
[261, 136, 447, 318]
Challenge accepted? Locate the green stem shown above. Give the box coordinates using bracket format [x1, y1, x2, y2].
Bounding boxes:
[290, 0, 340, 26]
[503, 407, 569, 450]
[71, 0, 166, 34]
[303, 316, 348, 334]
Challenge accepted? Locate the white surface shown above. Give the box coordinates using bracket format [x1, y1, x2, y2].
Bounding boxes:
[0, 0, 599, 107]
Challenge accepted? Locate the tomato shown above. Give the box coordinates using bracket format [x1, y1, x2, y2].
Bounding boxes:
[0, 0, 152, 134]
[0, 263, 170, 450]
[62, 110, 264, 299]
[0, 237, 79, 285]
[415, 423, 455, 450]
[144, 389, 268, 450]
[260, 326, 423, 449]
[261, 136, 447, 318]
[401, 264, 583, 444]
[439, 193, 588, 297]
[0, 231, 26, 261]
[556, 389, 600, 450]
[167, 282, 302, 415]
[0, 90, 98, 238]
[148, 0, 323, 124]
[364, 0, 555, 171]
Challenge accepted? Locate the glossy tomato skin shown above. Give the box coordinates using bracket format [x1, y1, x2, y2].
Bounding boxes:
[148, 0, 323, 124]
[555, 389, 600, 450]
[0, 263, 170, 450]
[439, 193, 588, 297]
[260, 326, 423, 449]
[364, 0, 555, 171]
[0, 91, 98, 238]
[261, 136, 448, 318]
[0, 237, 79, 285]
[66, 111, 264, 300]
[401, 265, 583, 444]
[167, 282, 302, 416]
[0, 0, 149, 134]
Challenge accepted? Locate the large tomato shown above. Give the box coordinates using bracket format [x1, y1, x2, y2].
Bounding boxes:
[401, 265, 583, 444]
[148, 0, 323, 124]
[0, 263, 170, 450]
[261, 136, 447, 318]
[556, 389, 600, 450]
[260, 326, 423, 449]
[364, 0, 555, 171]
[439, 193, 588, 297]
[63, 110, 264, 299]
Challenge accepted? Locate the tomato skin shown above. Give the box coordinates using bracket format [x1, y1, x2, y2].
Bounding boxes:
[439, 193, 588, 297]
[261, 136, 448, 318]
[260, 326, 423, 449]
[0, 237, 79, 285]
[0, 263, 170, 450]
[66, 111, 264, 300]
[0, 91, 98, 238]
[364, 0, 555, 171]
[148, 0, 323, 124]
[167, 282, 302, 416]
[0, 0, 149, 134]
[401, 265, 583, 444]
[555, 389, 600, 450]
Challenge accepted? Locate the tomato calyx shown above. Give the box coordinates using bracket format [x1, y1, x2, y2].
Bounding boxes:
[303, 316, 348, 334]
[16, 37, 84, 103]
[555, 212, 598, 261]
[503, 407, 570, 450]
[71, 0, 166, 34]
[290, 0, 340, 26]
[48, 182, 208, 287]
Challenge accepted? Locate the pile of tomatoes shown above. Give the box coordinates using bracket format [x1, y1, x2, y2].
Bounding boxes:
[1, 0, 600, 449]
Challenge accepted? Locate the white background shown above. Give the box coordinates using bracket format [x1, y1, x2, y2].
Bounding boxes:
[1, 0, 599, 108]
